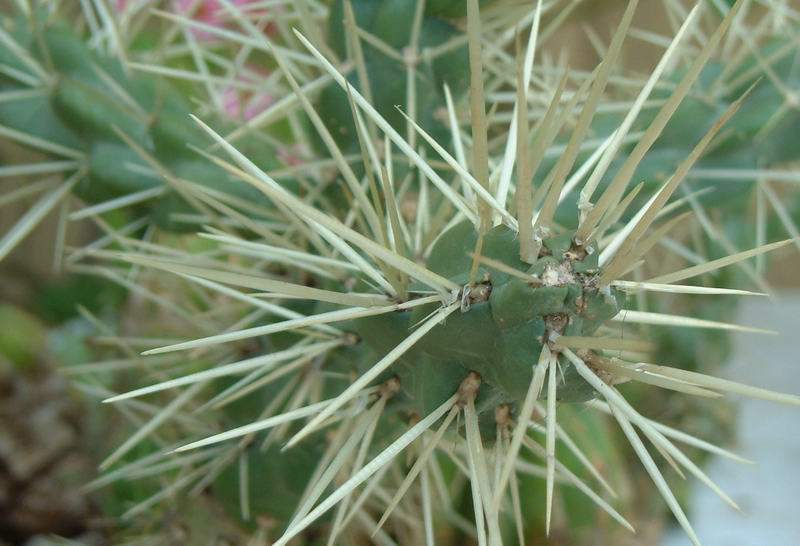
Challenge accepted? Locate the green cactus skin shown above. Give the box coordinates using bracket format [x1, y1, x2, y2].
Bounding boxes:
[356, 221, 623, 417]
[214, 442, 324, 523]
[184, 217, 627, 534]
[424, 0, 496, 18]
[321, 0, 470, 155]
[0, 20, 284, 232]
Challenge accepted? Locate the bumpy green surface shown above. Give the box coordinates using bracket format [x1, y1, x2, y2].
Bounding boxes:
[320, 0, 470, 154]
[356, 221, 623, 417]
[0, 20, 284, 232]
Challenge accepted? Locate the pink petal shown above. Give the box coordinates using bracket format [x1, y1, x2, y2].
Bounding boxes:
[244, 93, 275, 121]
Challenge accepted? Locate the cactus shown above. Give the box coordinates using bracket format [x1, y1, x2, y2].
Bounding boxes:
[1, 1, 800, 545]
[320, 0, 470, 152]
[0, 6, 290, 246]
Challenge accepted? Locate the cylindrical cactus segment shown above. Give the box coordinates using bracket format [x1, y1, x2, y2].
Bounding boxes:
[321, 0, 470, 155]
[355, 221, 624, 419]
[0, 19, 285, 231]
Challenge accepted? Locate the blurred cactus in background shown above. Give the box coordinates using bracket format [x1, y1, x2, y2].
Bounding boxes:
[0, 0, 799, 545]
